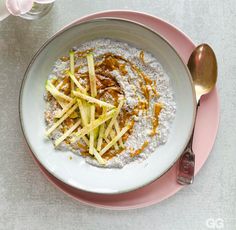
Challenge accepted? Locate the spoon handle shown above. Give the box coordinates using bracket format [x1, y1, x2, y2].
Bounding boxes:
[177, 102, 200, 185]
[177, 146, 195, 185]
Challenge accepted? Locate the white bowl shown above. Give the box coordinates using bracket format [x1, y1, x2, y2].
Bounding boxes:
[19, 18, 196, 194]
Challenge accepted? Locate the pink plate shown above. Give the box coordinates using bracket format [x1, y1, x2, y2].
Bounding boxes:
[27, 10, 220, 210]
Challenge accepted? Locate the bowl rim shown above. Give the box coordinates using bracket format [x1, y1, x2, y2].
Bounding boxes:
[19, 17, 196, 194]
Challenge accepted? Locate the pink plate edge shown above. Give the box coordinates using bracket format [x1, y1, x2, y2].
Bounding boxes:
[26, 10, 220, 210]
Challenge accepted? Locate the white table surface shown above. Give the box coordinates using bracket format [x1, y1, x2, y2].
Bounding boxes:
[0, 0, 235, 229]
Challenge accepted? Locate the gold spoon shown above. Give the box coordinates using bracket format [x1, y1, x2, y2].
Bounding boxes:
[177, 44, 217, 185]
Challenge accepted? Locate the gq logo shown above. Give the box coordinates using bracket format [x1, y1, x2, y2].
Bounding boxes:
[206, 218, 224, 229]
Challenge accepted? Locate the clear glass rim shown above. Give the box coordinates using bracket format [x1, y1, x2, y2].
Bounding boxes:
[19, 2, 54, 20]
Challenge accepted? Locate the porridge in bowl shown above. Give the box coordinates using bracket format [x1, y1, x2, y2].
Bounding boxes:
[44, 39, 176, 168]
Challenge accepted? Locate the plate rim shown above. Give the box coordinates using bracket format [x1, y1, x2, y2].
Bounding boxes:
[19, 17, 196, 194]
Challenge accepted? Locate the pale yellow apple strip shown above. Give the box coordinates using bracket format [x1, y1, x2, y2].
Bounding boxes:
[45, 103, 78, 136]
[99, 125, 130, 156]
[54, 98, 77, 118]
[104, 100, 124, 138]
[56, 98, 68, 109]
[68, 72, 87, 94]
[54, 119, 81, 146]
[89, 105, 95, 155]
[81, 136, 92, 155]
[70, 111, 79, 119]
[46, 81, 72, 102]
[84, 101, 90, 122]
[104, 129, 119, 150]
[73, 109, 116, 140]
[81, 136, 106, 165]
[93, 149, 107, 165]
[114, 120, 124, 148]
[109, 130, 119, 150]
[87, 53, 97, 97]
[96, 107, 107, 151]
[56, 79, 64, 90]
[72, 90, 115, 109]
[54, 81, 68, 108]
[46, 83, 68, 108]
[77, 99, 88, 127]
[69, 50, 75, 92]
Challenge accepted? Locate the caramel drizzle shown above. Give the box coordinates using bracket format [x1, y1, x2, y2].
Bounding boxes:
[139, 50, 145, 64]
[102, 149, 124, 160]
[130, 141, 149, 157]
[150, 103, 163, 136]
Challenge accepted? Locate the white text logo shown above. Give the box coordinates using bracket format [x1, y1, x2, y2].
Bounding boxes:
[206, 218, 224, 229]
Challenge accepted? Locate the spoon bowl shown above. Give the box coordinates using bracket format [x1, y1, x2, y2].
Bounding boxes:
[187, 44, 217, 102]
